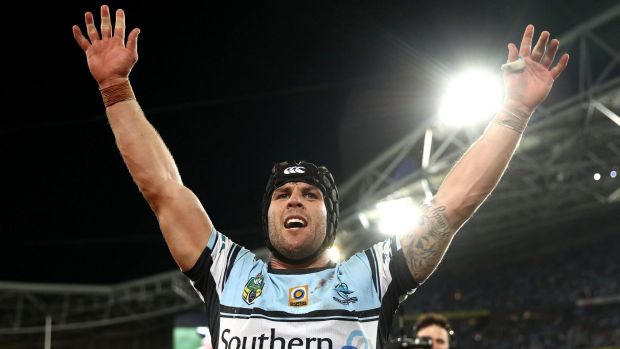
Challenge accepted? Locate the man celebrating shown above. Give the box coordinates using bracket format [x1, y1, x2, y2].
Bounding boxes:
[72, 5, 568, 348]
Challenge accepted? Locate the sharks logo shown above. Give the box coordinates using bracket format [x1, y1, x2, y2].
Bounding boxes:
[333, 282, 358, 305]
[242, 272, 264, 305]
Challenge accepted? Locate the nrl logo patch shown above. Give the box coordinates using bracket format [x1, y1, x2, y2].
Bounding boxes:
[242, 272, 264, 305]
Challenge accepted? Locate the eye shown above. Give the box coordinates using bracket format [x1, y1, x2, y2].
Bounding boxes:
[275, 193, 290, 200]
[304, 192, 318, 199]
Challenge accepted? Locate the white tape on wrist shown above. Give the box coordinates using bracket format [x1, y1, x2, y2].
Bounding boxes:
[501, 56, 526, 72]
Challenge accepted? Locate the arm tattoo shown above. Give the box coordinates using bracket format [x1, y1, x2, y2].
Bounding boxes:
[402, 202, 452, 283]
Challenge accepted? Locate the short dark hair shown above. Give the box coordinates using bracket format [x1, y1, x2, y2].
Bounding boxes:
[414, 313, 453, 335]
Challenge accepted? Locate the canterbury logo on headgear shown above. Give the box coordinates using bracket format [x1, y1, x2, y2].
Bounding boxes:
[283, 166, 306, 174]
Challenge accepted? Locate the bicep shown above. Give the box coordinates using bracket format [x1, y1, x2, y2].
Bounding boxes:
[153, 183, 213, 272]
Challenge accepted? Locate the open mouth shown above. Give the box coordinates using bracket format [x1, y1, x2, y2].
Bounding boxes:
[284, 217, 308, 229]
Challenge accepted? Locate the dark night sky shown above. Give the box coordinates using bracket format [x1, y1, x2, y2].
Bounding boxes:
[2, 0, 616, 284]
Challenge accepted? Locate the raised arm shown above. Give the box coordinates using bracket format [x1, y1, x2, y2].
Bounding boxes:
[400, 25, 569, 283]
[72, 5, 212, 271]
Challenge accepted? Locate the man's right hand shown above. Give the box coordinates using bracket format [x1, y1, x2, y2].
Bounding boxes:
[72, 5, 212, 272]
[72, 4, 140, 89]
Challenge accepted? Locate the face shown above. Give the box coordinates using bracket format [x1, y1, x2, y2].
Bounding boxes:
[267, 182, 327, 261]
[417, 325, 450, 349]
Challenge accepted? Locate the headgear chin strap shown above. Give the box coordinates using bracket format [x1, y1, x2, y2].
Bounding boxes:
[261, 160, 339, 265]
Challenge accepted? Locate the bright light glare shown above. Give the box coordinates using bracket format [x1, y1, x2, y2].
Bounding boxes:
[593, 173, 601, 181]
[327, 247, 341, 262]
[611, 170, 617, 178]
[438, 69, 503, 127]
[376, 197, 420, 235]
[358, 212, 370, 229]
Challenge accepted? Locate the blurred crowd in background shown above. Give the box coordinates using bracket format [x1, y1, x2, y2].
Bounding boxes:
[398, 233, 620, 349]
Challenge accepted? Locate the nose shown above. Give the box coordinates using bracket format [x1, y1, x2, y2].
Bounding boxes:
[286, 188, 304, 208]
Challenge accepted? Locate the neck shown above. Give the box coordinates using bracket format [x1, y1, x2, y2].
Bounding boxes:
[269, 252, 331, 270]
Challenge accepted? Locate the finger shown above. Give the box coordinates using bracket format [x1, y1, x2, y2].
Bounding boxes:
[85, 11, 100, 42]
[72, 25, 91, 52]
[506, 43, 518, 62]
[550, 53, 569, 80]
[114, 9, 126, 43]
[541, 39, 559, 67]
[519, 24, 534, 57]
[530, 30, 549, 63]
[126, 28, 141, 55]
[100, 5, 112, 39]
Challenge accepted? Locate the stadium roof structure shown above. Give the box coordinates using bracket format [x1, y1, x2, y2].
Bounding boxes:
[333, 4, 620, 262]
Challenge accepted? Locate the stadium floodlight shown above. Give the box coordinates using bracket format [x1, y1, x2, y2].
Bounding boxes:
[375, 197, 420, 236]
[438, 69, 503, 127]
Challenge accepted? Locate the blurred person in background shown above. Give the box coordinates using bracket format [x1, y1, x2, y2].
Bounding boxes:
[413, 313, 455, 349]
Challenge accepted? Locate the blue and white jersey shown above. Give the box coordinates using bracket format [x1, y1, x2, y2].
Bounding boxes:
[184, 229, 419, 349]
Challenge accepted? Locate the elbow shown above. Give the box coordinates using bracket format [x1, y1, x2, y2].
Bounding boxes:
[139, 179, 184, 214]
[431, 192, 482, 229]
[448, 202, 479, 227]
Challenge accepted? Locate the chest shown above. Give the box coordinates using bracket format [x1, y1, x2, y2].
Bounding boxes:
[221, 267, 379, 312]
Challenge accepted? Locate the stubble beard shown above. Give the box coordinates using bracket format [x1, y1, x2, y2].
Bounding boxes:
[267, 216, 327, 261]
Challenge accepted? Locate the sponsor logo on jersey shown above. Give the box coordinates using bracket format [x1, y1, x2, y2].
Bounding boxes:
[221, 328, 333, 349]
[283, 166, 306, 174]
[289, 285, 309, 306]
[341, 330, 370, 349]
[242, 272, 264, 305]
[333, 282, 358, 305]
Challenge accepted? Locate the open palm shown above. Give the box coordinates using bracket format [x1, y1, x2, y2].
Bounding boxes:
[504, 25, 569, 113]
[72, 5, 140, 88]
